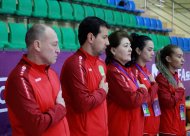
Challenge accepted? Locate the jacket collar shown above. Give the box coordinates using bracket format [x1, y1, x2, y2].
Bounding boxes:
[172, 71, 179, 80]
[22, 54, 49, 72]
[79, 48, 99, 64]
[135, 63, 148, 72]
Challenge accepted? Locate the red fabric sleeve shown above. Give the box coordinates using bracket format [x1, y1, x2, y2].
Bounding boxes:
[155, 74, 185, 108]
[5, 74, 66, 136]
[61, 58, 107, 113]
[107, 70, 148, 109]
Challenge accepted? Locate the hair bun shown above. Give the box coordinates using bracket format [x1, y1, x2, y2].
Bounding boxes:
[130, 33, 139, 40]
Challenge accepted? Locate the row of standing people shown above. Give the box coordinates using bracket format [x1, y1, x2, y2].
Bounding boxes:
[4, 16, 186, 136]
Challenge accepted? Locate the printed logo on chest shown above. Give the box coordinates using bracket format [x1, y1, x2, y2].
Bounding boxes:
[35, 77, 41, 82]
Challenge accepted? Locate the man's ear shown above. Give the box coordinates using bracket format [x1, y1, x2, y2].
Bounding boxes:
[166, 56, 172, 63]
[87, 32, 95, 44]
[135, 47, 141, 55]
[33, 40, 41, 52]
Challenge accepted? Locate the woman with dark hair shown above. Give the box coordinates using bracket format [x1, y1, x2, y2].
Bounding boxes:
[105, 30, 148, 136]
[155, 45, 186, 136]
[128, 33, 160, 136]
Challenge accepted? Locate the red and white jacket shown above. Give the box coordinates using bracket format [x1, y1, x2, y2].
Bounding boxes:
[131, 64, 160, 135]
[107, 61, 148, 136]
[60, 48, 108, 136]
[156, 72, 186, 136]
[5, 55, 69, 136]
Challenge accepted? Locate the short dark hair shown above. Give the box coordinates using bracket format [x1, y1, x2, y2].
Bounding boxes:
[105, 30, 131, 65]
[78, 16, 109, 46]
[25, 24, 48, 48]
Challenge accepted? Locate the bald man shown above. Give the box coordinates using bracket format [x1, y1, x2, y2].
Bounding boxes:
[5, 24, 70, 136]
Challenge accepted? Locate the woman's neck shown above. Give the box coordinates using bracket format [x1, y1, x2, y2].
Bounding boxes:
[136, 59, 146, 67]
[168, 65, 176, 74]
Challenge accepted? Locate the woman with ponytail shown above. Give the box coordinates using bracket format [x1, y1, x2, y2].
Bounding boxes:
[155, 45, 186, 136]
[128, 33, 160, 136]
[105, 30, 148, 136]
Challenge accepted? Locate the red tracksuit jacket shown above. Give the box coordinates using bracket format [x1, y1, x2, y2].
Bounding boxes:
[131, 64, 160, 135]
[60, 48, 108, 136]
[5, 55, 70, 136]
[107, 61, 148, 136]
[156, 72, 186, 136]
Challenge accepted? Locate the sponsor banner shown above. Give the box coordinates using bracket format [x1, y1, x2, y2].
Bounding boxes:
[0, 51, 190, 135]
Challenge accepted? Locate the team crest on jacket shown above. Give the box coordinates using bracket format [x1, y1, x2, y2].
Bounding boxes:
[98, 65, 105, 76]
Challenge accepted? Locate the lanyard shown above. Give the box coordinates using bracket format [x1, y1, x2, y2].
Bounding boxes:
[112, 61, 139, 88]
[135, 63, 151, 83]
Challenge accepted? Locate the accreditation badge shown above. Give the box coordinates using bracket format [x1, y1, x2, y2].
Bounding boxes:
[142, 103, 150, 117]
[180, 104, 185, 120]
[153, 99, 161, 116]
